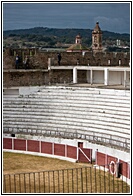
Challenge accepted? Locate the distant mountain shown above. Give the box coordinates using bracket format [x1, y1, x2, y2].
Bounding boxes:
[3, 27, 130, 39]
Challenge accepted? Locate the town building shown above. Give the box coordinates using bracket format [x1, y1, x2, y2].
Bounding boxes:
[67, 22, 103, 53]
[66, 33, 89, 52]
[92, 21, 103, 53]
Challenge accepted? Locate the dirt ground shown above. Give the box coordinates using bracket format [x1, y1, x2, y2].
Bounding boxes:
[3, 152, 130, 193]
[3, 151, 90, 174]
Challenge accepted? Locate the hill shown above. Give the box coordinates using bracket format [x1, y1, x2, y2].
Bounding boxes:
[3, 26, 130, 39]
[3, 27, 130, 51]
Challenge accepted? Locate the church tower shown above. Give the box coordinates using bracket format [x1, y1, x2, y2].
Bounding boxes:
[92, 22, 103, 53]
[66, 33, 89, 52]
[75, 34, 82, 44]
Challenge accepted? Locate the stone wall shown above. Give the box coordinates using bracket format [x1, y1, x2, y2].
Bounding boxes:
[3, 48, 130, 69]
[3, 48, 130, 87]
[3, 69, 88, 87]
[3, 71, 50, 87]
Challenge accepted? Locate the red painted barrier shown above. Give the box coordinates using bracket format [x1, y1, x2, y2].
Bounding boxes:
[14, 139, 26, 151]
[3, 138, 12, 149]
[54, 143, 65, 156]
[96, 152, 106, 165]
[27, 140, 39, 152]
[119, 159, 130, 179]
[3, 137, 129, 180]
[67, 145, 77, 159]
[41, 141, 52, 154]
[96, 151, 129, 179]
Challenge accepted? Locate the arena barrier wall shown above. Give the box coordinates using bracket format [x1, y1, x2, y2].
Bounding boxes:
[95, 151, 130, 181]
[3, 137, 130, 183]
[3, 137, 92, 163]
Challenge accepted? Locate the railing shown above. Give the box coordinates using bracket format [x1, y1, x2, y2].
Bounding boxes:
[47, 130, 130, 152]
[3, 164, 130, 193]
[3, 128, 130, 152]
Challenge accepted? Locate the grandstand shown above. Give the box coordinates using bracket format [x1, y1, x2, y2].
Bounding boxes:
[3, 85, 130, 162]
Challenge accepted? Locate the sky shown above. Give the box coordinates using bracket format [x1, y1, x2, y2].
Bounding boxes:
[2, 2, 130, 34]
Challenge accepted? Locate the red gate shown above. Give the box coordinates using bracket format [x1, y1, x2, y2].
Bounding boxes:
[78, 147, 92, 163]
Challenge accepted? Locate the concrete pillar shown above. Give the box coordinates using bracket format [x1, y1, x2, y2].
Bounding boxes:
[39, 140, 41, 153]
[48, 58, 52, 70]
[124, 70, 127, 87]
[12, 138, 14, 150]
[119, 59, 121, 66]
[73, 67, 77, 83]
[52, 142, 54, 155]
[90, 69, 93, 84]
[26, 139, 27, 151]
[104, 68, 109, 85]
[65, 144, 67, 157]
[77, 147, 79, 161]
[108, 59, 111, 65]
[86, 70, 90, 83]
[95, 149, 98, 165]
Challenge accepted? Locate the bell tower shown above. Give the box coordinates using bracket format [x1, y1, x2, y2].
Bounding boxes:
[92, 22, 103, 53]
[75, 34, 82, 44]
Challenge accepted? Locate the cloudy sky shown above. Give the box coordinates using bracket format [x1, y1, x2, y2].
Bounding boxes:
[3, 2, 130, 33]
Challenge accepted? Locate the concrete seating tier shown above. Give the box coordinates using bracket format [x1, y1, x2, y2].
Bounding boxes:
[3, 86, 130, 151]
